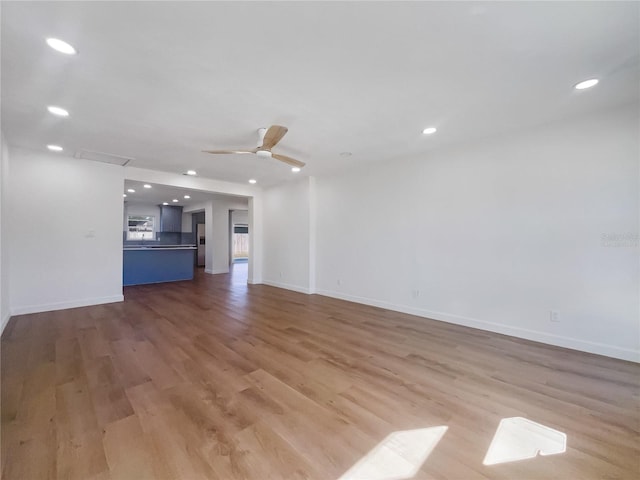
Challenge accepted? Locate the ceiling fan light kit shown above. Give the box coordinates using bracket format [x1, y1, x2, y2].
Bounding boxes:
[203, 124, 305, 169]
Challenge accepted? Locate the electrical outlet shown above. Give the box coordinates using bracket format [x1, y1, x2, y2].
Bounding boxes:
[412, 289, 420, 298]
[337, 279, 342, 286]
[550, 310, 560, 323]
[279, 271, 283, 278]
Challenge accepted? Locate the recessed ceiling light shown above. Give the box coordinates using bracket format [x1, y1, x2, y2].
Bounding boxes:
[184, 195, 190, 199]
[422, 127, 437, 135]
[172, 199, 179, 203]
[249, 179, 257, 184]
[47, 144, 63, 152]
[127, 189, 135, 193]
[143, 184, 152, 189]
[574, 78, 599, 90]
[162, 202, 168, 205]
[46, 38, 77, 55]
[47, 105, 69, 117]
[291, 167, 301, 173]
[186, 170, 197, 176]
[123, 194, 127, 198]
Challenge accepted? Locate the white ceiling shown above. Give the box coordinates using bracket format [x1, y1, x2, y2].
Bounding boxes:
[123, 179, 225, 208]
[2, 2, 639, 188]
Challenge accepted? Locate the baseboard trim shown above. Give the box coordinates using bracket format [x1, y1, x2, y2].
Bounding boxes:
[262, 279, 311, 295]
[204, 268, 229, 275]
[1, 311, 10, 336]
[315, 289, 640, 363]
[10, 294, 125, 316]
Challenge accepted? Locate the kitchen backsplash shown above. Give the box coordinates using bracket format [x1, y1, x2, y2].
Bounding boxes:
[123, 232, 195, 246]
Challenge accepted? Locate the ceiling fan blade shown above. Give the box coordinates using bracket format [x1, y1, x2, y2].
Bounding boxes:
[202, 149, 256, 155]
[261, 125, 288, 150]
[272, 153, 306, 168]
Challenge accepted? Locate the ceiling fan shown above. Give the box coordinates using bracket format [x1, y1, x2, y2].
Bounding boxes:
[203, 125, 305, 168]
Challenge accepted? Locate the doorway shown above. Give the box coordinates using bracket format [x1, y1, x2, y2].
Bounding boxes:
[230, 209, 249, 266]
[229, 210, 249, 283]
[232, 224, 249, 263]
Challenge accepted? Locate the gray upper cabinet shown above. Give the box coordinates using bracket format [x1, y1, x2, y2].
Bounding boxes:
[159, 205, 183, 232]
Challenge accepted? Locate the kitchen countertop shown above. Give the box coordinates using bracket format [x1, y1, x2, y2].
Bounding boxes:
[123, 245, 197, 250]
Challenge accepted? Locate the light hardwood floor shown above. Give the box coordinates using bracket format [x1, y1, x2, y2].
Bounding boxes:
[2, 266, 639, 479]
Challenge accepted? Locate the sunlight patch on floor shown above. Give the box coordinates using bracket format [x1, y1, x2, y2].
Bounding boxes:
[483, 417, 567, 466]
[338, 426, 448, 480]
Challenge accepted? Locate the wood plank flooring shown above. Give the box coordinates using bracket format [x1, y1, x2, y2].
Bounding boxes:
[2, 266, 639, 479]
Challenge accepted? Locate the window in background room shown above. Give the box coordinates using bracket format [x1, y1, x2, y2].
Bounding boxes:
[233, 224, 249, 260]
[127, 215, 155, 240]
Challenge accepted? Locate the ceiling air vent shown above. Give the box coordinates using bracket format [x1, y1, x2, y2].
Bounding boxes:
[74, 149, 134, 166]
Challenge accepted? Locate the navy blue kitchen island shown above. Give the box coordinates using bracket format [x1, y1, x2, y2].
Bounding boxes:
[123, 246, 196, 286]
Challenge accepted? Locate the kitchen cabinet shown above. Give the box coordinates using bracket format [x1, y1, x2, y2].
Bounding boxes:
[123, 246, 196, 285]
[159, 205, 183, 232]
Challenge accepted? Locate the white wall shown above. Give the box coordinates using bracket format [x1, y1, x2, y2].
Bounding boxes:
[231, 210, 249, 225]
[0, 132, 10, 332]
[9, 147, 124, 314]
[181, 211, 193, 233]
[311, 105, 639, 362]
[249, 195, 263, 284]
[262, 177, 314, 293]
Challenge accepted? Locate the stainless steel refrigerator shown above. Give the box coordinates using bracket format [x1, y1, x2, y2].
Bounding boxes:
[196, 223, 205, 267]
